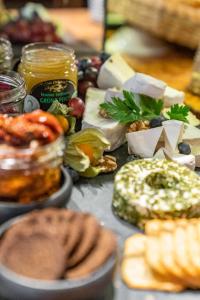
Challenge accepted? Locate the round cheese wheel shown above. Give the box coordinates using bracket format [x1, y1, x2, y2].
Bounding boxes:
[112, 159, 200, 228]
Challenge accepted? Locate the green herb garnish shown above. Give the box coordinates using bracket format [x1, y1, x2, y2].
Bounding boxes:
[100, 91, 163, 124]
[166, 104, 189, 123]
[100, 91, 189, 124]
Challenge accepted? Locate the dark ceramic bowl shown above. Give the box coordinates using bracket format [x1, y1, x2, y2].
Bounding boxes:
[0, 216, 116, 300]
[0, 167, 72, 224]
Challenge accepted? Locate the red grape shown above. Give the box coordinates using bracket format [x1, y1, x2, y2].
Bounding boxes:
[91, 56, 102, 70]
[68, 97, 85, 119]
[84, 67, 98, 82]
[78, 81, 95, 99]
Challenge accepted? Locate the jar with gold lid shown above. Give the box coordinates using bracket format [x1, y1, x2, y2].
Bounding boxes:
[18, 42, 77, 112]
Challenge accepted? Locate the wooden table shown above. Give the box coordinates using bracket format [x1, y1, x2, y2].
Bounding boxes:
[49, 8, 103, 51]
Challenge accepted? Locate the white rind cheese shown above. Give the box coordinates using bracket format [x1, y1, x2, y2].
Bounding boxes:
[123, 73, 167, 99]
[154, 148, 196, 170]
[97, 53, 135, 90]
[183, 125, 200, 168]
[104, 88, 123, 103]
[163, 86, 184, 107]
[82, 88, 126, 151]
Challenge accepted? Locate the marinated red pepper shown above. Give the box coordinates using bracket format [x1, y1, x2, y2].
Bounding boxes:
[0, 110, 64, 204]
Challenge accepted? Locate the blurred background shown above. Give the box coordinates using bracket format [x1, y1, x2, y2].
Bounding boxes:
[0, 0, 200, 115]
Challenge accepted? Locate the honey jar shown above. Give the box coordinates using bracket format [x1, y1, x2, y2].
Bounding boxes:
[18, 42, 77, 112]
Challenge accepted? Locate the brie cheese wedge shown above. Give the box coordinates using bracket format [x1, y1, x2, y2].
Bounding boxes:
[123, 73, 167, 99]
[183, 124, 200, 147]
[163, 86, 184, 107]
[97, 53, 135, 90]
[154, 148, 196, 170]
[82, 88, 126, 151]
[182, 125, 200, 168]
[104, 88, 123, 103]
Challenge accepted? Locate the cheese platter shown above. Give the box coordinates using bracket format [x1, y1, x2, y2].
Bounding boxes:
[0, 37, 200, 300]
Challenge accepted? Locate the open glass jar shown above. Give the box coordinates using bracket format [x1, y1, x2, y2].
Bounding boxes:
[18, 42, 77, 112]
[0, 37, 13, 73]
[0, 136, 64, 204]
[0, 71, 26, 115]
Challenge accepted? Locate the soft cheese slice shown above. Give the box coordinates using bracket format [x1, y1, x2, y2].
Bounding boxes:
[126, 127, 163, 157]
[154, 148, 196, 170]
[163, 120, 184, 152]
[172, 154, 196, 171]
[183, 125, 200, 167]
[183, 124, 200, 147]
[82, 88, 126, 151]
[97, 53, 135, 89]
[163, 87, 184, 107]
[123, 73, 167, 99]
[104, 88, 123, 103]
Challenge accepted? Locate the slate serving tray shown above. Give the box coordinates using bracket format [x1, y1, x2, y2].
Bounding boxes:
[0, 144, 199, 300]
[68, 144, 200, 300]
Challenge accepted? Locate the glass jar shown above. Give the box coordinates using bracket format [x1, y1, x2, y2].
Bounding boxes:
[18, 42, 77, 112]
[0, 71, 26, 115]
[0, 37, 13, 73]
[0, 136, 64, 204]
[189, 45, 200, 95]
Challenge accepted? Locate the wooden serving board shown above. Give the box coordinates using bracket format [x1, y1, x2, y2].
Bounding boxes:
[124, 49, 200, 118]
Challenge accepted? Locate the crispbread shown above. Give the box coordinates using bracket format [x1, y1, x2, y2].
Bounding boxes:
[64, 213, 85, 257]
[66, 229, 117, 279]
[124, 233, 146, 257]
[186, 223, 200, 269]
[0, 228, 66, 280]
[67, 214, 101, 268]
[121, 257, 184, 292]
[145, 236, 167, 278]
[146, 219, 199, 286]
[159, 231, 184, 279]
[121, 234, 184, 292]
[173, 225, 200, 287]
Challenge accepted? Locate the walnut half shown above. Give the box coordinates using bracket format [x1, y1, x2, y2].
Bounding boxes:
[95, 155, 117, 173]
[99, 108, 110, 119]
[127, 120, 150, 133]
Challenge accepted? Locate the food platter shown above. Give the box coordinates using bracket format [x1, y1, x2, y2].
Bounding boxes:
[68, 144, 200, 300]
[0, 16, 200, 297]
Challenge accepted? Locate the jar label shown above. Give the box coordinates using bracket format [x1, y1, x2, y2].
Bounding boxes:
[25, 79, 76, 111]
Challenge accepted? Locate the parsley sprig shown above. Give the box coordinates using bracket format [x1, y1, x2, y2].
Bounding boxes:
[166, 104, 189, 123]
[100, 91, 189, 124]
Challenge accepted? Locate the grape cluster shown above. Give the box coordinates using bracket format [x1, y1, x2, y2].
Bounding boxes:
[0, 17, 62, 44]
[77, 53, 110, 100]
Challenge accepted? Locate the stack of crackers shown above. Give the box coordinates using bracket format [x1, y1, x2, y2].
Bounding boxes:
[0, 208, 117, 280]
[122, 218, 200, 292]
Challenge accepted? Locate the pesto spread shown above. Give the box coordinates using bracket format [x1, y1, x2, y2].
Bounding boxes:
[112, 159, 200, 228]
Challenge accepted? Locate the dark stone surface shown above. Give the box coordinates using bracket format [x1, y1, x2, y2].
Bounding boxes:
[68, 144, 200, 300]
[0, 144, 199, 299]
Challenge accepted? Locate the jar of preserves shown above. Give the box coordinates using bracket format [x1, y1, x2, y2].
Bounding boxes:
[18, 42, 77, 112]
[189, 45, 200, 95]
[0, 37, 13, 73]
[0, 110, 64, 203]
[0, 71, 26, 115]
